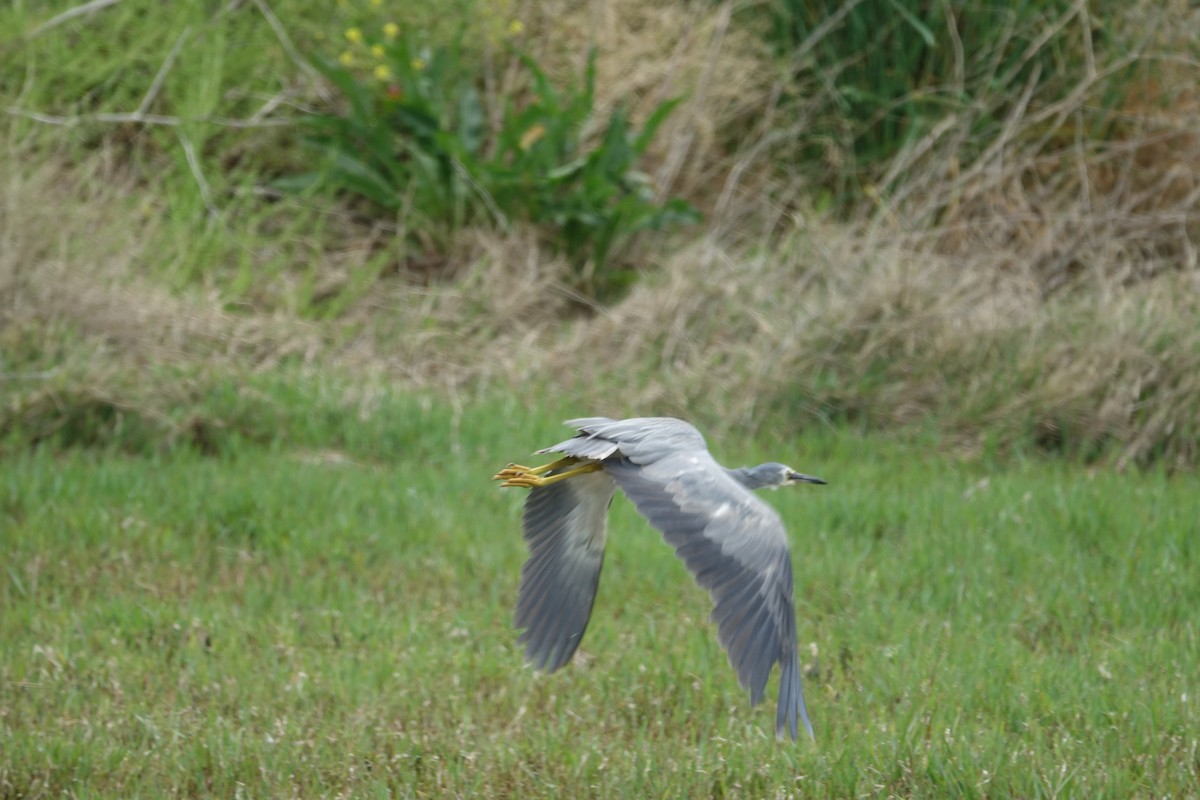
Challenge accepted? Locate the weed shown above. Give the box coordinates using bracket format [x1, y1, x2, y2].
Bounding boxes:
[288, 22, 699, 296]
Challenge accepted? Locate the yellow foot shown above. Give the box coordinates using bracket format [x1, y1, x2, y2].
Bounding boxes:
[492, 458, 602, 488]
[491, 457, 576, 482]
[492, 464, 536, 482]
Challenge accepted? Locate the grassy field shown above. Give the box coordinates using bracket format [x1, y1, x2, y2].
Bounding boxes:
[2, 394, 1197, 798]
[3, 1, 1199, 796]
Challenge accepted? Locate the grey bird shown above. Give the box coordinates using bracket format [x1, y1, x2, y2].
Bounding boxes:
[493, 416, 826, 740]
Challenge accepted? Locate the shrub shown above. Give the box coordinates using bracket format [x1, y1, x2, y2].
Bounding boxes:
[285, 21, 699, 297]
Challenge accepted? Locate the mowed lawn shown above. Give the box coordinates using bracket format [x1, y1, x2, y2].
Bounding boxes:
[1, 401, 1197, 798]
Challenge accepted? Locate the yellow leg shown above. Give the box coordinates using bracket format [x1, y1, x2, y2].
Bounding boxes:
[494, 460, 602, 488]
[492, 457, 578, 482]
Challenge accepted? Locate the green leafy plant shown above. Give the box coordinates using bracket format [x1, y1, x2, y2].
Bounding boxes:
[286, 22, 699, 296]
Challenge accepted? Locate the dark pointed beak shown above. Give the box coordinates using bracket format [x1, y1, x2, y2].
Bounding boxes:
[788, 472, 827, 485]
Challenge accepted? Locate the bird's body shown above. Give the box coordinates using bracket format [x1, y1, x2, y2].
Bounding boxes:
[493, 417, 825, 740]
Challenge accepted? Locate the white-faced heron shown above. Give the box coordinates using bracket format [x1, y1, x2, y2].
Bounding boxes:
[493, 416, 826, 740]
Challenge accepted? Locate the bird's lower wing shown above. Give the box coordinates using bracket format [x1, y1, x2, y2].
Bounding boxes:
[604, 454, 813, 740]
[515, 469, 616, 672]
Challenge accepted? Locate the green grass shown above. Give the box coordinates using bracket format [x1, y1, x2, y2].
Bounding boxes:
[2, 396, 1197, 798]
[3, 4, 1200, 793]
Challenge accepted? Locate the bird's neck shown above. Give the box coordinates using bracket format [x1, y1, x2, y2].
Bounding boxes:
[725, 466, 762, 490]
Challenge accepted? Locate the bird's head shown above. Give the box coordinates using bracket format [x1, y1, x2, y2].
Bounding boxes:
[736, 462, 827, 491]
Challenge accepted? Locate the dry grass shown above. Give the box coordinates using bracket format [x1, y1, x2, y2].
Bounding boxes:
[0, 145, 323, 448]
[11, 138, 1195, 466]
[513, 225, 1199, 467]
[0, 151, 321, 366]
[3, 0, 1199, 466]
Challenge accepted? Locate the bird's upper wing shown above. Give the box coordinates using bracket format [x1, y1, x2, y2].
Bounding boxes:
[543, 417, 811, 739]
[514, 468, 615, 673]
[545, 417, 708, 462]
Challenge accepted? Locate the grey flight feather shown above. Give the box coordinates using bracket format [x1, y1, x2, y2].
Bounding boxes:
[516, 416, 815, 740]
[514, 468, 615, 673]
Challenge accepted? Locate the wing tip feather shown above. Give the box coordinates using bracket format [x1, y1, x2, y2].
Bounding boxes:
[775, 653, 815, 741]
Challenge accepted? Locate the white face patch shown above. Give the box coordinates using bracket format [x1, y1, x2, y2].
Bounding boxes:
[763, 465, 793, 490]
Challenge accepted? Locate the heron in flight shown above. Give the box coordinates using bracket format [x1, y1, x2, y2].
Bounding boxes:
[493, 417, 826, 740]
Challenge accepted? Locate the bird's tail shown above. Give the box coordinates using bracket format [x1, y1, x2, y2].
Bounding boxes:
[776, 653, 815, 741]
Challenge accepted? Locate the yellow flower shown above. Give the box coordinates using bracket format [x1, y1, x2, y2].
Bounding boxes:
[371, 44, 385, 58]
[370, 0, 382, 5]
[374, 64, 391, 81]
[508, 20, 525, 35]
[383, 22, 399, 41]
[344, 27, 363, 44]
[339, 51, 355, 67]
[411, 57, 426, 71]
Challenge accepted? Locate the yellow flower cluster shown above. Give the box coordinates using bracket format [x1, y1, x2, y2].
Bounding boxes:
[339, 23, 409, 82]
[338, 12, 524, 75]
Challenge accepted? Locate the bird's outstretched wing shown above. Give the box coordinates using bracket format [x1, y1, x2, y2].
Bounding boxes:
[514, 468, 615, 672]
[546, 417, 813, 740]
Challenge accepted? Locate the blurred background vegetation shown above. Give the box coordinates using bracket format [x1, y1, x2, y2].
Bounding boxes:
[2, 0, 1198, 466]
